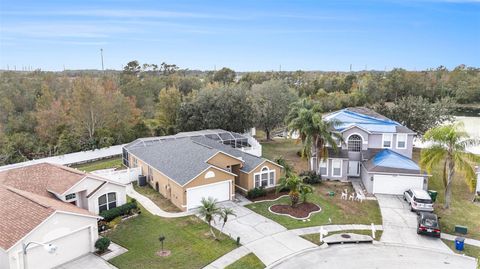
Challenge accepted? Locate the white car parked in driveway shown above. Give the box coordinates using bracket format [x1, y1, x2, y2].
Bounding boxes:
[403, 189, 434, 212]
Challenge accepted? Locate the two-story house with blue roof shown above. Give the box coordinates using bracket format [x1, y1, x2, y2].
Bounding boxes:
[314, 107, 428, 195]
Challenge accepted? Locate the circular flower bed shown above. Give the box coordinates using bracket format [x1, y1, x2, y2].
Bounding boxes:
[269, 202, 321, 219]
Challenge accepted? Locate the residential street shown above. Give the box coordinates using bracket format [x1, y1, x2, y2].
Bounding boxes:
[270, 243, 477, 269]
[376, 194, 452, 253]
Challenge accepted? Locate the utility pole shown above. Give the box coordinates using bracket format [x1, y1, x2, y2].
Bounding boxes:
[100, 48, 104, 72]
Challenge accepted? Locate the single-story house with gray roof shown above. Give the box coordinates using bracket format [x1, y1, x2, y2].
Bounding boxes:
[123, 131, 283, 211]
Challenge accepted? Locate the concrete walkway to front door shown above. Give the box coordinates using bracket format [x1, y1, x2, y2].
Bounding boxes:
[126, 184, 195, 218]
[204, 201, 317, 267]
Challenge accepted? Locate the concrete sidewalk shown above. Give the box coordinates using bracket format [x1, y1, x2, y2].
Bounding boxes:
[442, 233, 480, 247]
[203, 246, 251, 269]
[126, 184, 195, 218]
[291, 224, 383, 236]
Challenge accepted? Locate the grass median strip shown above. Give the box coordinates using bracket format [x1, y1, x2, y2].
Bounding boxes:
[225, 253, 265, 269]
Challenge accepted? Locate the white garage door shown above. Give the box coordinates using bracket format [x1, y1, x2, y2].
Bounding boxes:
[187, 181, 231, 210]
[26, 227, 92, 269]
[373, 174, 424, 195]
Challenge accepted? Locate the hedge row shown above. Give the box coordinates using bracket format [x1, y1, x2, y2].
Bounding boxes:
[100, 201, 138, 221]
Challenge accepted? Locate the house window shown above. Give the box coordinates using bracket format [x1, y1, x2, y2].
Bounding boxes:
[347, 134, 362, 152]
[98, 192, 117, 213]
[254, 167, 275, 188]
[147, 166, 153, 182]
[319, 160, 328, 176]
[382, 134, 393, 148]
[397, 134, 407, 149]
[133, 158, 138, 168]
[332, 159, 342, 177]
[65, 193, 76, 200]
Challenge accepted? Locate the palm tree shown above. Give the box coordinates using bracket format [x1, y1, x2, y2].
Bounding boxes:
[275, 157, 295, 178]
[299, 184, 314, 203]
[276, 174, 312, 207]
[198, 197, 221, 239]
[219, 207, 236, 235]
[285, 98, 343, 173]
[420, 123, 480, 209]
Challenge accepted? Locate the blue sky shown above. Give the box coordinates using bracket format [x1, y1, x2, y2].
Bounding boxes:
[0, 0, 479, 71]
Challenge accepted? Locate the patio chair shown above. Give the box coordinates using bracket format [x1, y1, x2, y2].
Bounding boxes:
[348, 193, 355, 201]
[341, 189, 348, 200]
[355, 193, 365, 203]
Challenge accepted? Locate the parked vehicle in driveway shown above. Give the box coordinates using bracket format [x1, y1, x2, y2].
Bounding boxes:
[404, 189, 434, 212]
[417, 212, 441, 238]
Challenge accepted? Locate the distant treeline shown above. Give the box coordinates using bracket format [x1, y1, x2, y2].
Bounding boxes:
[0, 61, 478, 165]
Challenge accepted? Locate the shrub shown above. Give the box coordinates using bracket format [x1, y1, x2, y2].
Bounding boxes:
[95, 237, 111, 253]
[300, 170, 322, 184]
[247, 186, 267, 199]
[100, 202, 138, 221]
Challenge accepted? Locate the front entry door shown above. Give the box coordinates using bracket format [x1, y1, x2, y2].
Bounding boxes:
[348, 161, 360, 177]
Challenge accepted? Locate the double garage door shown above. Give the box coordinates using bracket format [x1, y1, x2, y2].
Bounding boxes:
[186, 181, 231, 210]
[373, 174, 424, 195]
[26, 227, 92, 269]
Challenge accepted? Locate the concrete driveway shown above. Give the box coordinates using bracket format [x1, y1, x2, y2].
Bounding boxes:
[212, 201, 316, 266]
[270, 243, 477, 269]
[55, 254, 118, 269]
[376, 194, 452, 253]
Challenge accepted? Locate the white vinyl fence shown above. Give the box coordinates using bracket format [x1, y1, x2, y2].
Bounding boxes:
[91, 167, 141, 185]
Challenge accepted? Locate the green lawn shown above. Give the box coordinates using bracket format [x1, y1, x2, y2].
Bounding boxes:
[225, 253, 265, 269]
[413, 148, 480, 240]
[245, 181, 382, 229]
[441, 239, 480, 263]
[106, 204, 237, 269]
[261, 139, 308, 173]
[132, 182, 182, 212]
[301, 229, 383, 245]
[72, 157, 123, 172]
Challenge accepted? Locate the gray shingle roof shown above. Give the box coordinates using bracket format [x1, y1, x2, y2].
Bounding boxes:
[127, 136, 268, 186]
[191, 137, 265, 173]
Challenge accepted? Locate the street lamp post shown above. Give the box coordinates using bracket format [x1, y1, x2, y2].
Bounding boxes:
[22, 242, 58, 269]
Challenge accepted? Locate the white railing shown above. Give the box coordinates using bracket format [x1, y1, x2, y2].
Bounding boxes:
[242, 135, 262, 157]
[91, 167, 141, 185]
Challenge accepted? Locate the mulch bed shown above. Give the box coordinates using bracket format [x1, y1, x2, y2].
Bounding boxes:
[249, 191, 289, 202]
[270, 202, 320, 218]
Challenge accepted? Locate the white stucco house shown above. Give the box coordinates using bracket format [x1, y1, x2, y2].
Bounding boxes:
[0, 163, 127, 269]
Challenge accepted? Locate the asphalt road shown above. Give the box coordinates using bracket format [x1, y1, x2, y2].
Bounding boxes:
[270, 243, 477, 269]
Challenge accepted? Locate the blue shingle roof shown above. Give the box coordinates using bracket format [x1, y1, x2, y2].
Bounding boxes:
[364, 149, 422, 174]
[324, 108, 412, 133]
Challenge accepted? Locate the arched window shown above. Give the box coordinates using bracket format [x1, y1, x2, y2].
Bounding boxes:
[254, 166, 275, 188]
[348, 134, 362, 152]
[98, 192, 117, 213]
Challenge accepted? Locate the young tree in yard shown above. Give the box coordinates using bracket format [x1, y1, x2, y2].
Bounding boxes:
[251, 80, 297, 140]
[276, 174, 312, 207]
[275, 157, 295, 178]
[299, 184, 314, 203]
[219, 207, 236, 235]
[420, 123, 480, 208]
[286, 98, 343, 172]
[198, 197, 221, 240]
